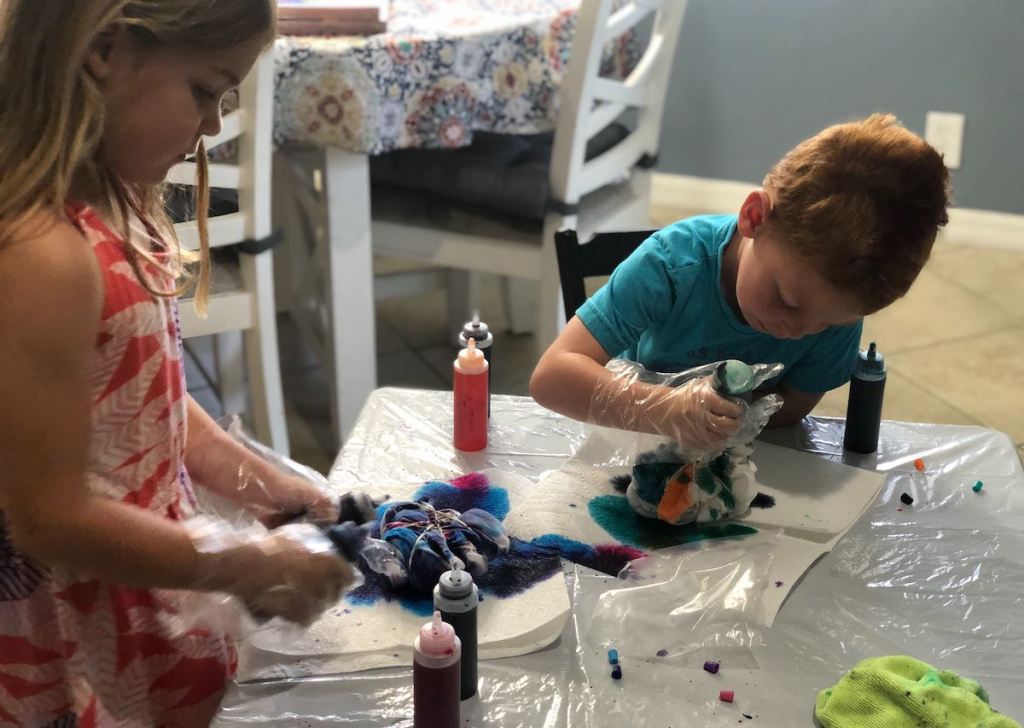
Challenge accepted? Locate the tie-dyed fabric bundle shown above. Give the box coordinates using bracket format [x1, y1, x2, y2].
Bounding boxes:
[363, 500, 511, 593]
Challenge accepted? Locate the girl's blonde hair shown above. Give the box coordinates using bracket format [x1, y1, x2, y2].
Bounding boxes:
[0, 1, 275, 312]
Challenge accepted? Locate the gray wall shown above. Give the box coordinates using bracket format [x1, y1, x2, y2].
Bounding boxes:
[657, 0, 1024, 214]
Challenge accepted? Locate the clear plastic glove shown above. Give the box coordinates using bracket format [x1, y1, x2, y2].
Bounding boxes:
[189, 518, 357, 627]
[220, 417, 381, 529]
[590, 359, 785, 463]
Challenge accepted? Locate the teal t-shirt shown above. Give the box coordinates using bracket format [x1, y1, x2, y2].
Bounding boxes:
[576, 214, 863, 393]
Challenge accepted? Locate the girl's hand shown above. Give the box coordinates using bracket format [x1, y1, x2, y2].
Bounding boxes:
[197, 524, 356, 626]
[252, 475, 335, 529]
[255, 478, 379, 530]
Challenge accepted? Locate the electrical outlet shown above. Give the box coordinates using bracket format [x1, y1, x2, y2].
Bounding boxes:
[924, 112, 965, 169]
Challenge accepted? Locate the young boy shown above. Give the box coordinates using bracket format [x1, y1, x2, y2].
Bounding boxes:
[530, 114, 951, 452]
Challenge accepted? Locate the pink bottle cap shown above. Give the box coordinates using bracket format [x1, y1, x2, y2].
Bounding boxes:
[418, 611, 456, 656]
[456, 338, 487, 373]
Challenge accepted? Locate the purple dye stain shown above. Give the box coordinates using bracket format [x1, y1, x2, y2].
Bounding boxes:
[569, 503, 578, 508]
[774, 581, 783, 588]
[656, 649, 669, 657]
[750, 492, 775, 509]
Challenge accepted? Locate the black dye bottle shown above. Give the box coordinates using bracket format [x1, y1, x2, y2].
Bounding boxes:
[433, 568, 478, 700]
[459, 314, 493, 415]
[843, 342, 886, 454]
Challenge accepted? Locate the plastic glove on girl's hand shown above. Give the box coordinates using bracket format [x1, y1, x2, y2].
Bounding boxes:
[261, 486, 382, 530]
[194, 522, 355, 627]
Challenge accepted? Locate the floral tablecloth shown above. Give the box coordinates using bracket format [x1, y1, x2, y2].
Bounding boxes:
[273, 0, 636, 154]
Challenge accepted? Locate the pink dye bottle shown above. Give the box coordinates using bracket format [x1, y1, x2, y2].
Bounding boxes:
[413, 611, 462, 728]
[453, 337, 488, 451]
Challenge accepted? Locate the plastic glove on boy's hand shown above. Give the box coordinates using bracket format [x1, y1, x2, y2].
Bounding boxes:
[593, 358, 785, 463]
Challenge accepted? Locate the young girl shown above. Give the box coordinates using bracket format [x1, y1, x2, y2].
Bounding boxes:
[0, 2, 355, 725]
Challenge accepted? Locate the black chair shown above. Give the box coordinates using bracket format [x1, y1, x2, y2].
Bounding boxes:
[554, 228, 658, 320]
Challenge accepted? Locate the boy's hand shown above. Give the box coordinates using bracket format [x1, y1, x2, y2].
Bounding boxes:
[649, 377, 745, 452]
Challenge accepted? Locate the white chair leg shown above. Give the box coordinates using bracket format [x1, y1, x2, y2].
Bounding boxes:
[447, 269, 481, 345]
[323, 147, 378, 446]
[213, 331, 247, 418]
[501, 277, 539, 336]
[239, 250, 290, 455]
[535, 215, 569, 356]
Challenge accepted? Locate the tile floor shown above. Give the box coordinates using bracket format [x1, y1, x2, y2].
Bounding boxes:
[186, 197, 1024, 473]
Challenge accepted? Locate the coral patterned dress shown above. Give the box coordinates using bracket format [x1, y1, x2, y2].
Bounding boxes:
[0, 204, 234, 727]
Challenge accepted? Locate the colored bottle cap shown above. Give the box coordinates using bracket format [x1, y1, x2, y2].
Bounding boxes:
[857, 342, 886, 375]
[460, 313, 493, 348]
[719, 690, 734, 703]
[456, 338, 488, 373]
[437, 568, 474, 599]
[418, 611, 456, 655]
[712, 360, 755, 396]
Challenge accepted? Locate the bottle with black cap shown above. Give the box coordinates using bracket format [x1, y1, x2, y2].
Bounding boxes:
[459, 313, 493, 415]
[843, 342, 886, 454]
[433, 567, 479, 700]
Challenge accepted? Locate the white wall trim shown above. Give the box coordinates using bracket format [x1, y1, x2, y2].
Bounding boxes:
[652, 172, 1024, 251]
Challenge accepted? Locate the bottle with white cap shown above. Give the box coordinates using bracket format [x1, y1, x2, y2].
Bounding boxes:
[453, 337, 488, 451]
[413, 611, 461, 728]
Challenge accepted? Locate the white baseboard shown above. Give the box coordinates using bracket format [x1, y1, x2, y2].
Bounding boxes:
[652, 172, 1024, 251]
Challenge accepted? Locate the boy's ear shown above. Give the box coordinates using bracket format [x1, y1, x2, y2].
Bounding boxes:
[84, 26, 129, 83]
[737, 190, 773, 238]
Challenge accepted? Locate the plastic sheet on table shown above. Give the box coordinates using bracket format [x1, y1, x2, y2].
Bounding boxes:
[223, 390, 1024, 726]
[329, 389, 590, 490]
[584, 533, 777, 671]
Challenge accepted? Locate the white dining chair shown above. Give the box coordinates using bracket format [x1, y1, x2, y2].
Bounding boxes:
[169, 50, 290, 455]
[370, 0, 689, 350]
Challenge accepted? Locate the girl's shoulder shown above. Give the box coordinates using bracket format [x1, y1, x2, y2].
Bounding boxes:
[0, 207, 103, 343]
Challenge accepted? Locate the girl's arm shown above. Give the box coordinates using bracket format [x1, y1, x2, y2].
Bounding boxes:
[183, 397, 336, 527]
[0, 217, 350, 622]
[0, 217, 203, 588]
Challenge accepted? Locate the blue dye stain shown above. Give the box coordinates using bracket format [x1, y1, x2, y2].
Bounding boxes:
[587, 495, 757, 550]
[414, 480, 510, 521]
[351, 474, 749, 617]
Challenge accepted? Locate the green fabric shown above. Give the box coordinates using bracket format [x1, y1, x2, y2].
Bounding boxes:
[815, 656, 1020, 728]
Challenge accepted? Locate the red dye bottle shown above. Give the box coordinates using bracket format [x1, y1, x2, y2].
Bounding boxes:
[453, 337, 488, 451]
[413, 611, 462, 728]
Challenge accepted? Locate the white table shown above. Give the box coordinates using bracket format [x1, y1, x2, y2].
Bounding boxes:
[215, 389, 1024, 726]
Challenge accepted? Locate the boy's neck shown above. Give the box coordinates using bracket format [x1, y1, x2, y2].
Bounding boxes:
[720, 228, 748, 324]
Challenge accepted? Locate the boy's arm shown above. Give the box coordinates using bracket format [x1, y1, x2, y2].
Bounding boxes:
[766, 382, 824, 427]
[530, 317, 613, 422]
[530, 317, 743, 444]
[184, 398, 337, 527]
